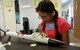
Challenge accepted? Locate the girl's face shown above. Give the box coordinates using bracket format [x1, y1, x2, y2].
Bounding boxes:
[38, 11, 54, 23]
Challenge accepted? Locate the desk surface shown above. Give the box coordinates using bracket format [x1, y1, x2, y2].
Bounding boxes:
[1, 37, 80, 50]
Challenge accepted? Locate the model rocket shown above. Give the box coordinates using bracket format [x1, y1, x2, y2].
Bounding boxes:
[0, 29, 66, 46]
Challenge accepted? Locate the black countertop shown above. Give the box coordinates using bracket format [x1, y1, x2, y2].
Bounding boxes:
[1, 36, 80, 50]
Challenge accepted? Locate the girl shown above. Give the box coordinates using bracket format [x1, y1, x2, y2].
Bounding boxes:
[36, 0, 71, 45]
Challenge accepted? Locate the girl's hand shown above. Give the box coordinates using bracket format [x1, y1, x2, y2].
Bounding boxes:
[41, 32, 48, 37]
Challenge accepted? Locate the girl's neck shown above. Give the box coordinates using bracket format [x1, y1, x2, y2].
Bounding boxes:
[46, 20, 54, 24]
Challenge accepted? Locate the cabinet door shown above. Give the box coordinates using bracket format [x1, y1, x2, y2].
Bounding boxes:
[74, 0, 80, 39]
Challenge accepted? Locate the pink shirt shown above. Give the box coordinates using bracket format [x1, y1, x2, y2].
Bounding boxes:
[40, 17, 71, 39]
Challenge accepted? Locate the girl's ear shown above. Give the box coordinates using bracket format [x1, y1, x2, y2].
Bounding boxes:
[53, 11, 55, 16]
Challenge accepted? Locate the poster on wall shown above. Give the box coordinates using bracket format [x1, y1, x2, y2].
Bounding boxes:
[50, 0, 58, 8]
[4, 0, 13, 7]
[34, 0, 37, 6]
[34, 0, 42, 6]
[15, 0, 20, 24]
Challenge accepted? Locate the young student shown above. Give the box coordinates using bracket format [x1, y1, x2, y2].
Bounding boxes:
[36, 0, 71, 45]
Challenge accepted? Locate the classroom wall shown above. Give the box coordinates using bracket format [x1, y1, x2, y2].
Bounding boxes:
[62, 0, 73, 25]
[16, 0, 42, 32]
[1, 0, 62, 32]
[16, 0, 62, 32]
[51, 0, 62, 17]
[0, 0, 5, 30]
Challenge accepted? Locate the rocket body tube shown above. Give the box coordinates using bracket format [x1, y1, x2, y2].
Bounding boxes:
[6, 32, 18, 37]
[6, 32, 65, 45]
[6, 32, 48, 44]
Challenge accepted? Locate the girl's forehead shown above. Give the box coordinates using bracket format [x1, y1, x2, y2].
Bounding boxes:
[38, 11, 48, 16]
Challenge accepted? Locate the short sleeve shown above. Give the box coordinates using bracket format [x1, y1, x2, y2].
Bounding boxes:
[60, 22, 71, 33]
[40, 21, 44, 31]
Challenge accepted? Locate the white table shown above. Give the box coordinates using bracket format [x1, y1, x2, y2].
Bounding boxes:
[70, 43, 80, 47]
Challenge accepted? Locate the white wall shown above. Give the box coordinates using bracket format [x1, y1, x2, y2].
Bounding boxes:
[68, 5, 73, 25]
[0, 0, 62, 32]
[62, 0, 73, 15]
[62, 0, 73, 25]
[16, 0, 41, 32]
[0, 0, 5, 30]
[16, 0, 62, 32]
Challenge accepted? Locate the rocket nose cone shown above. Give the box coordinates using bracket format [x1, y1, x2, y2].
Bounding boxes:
[48, 39, 66, 46]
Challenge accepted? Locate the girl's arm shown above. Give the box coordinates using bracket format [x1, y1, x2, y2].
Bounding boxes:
[62, 32, 69, 45]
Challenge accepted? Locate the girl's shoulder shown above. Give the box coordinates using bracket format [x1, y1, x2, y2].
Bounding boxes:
[57, 17, 66, 23]
[57, 17, 71, 33]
